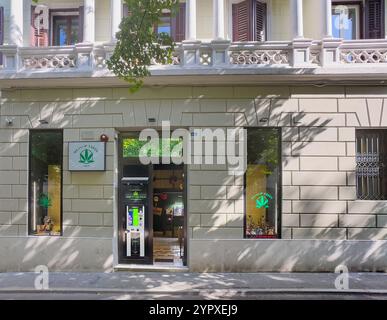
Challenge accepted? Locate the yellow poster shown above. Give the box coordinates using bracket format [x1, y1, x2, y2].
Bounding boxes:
[47, 165, 62, 234]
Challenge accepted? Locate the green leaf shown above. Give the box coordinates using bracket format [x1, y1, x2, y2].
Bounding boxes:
[79, 149, 94, 164]
[107, 0, 179, 92]
[80, 152, 86, 163]
[85, 149, 94, 163]
[39, 193, 52, 209]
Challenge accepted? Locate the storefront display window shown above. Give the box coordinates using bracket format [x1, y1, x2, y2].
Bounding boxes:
[29, 130, 63, 236]
[245, 128, 281, 239]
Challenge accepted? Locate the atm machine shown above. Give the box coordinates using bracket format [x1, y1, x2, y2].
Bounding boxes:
[120, 174, 152, 263]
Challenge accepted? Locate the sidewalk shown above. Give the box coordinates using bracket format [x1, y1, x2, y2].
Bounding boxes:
[0, 272, 386, 295]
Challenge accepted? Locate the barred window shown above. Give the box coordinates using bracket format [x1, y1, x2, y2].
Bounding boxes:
[356, 129, 387, 200]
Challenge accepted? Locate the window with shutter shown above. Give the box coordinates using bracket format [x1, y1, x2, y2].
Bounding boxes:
[365, 0, 385, 39]
[232, 0, 250, 41]
[255, 1, 266, 41]
[171, 3, 186, 42]
[31, 6, 49, 47]
[232, 0, 266, 42]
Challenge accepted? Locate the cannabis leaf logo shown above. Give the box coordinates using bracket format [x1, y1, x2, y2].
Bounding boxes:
[79, 149, 94, 165]
[39, 193, 52, 209]
[252, 192, 273, 209]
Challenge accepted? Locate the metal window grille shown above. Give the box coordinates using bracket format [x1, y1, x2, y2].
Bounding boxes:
[356, 129, 387, 200]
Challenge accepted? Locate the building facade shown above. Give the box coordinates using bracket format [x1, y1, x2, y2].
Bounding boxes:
[0, 0, 387, 272]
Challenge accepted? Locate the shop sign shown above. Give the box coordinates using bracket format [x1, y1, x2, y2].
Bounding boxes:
[69, 142, 106, 171]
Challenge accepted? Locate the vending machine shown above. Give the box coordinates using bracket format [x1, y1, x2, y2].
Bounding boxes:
[121, 177, 149, 258]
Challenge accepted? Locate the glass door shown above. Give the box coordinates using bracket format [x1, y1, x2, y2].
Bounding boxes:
[118, 164, 153, 265]
[118, 133, 187, 266]
[152, 164, 186, 267]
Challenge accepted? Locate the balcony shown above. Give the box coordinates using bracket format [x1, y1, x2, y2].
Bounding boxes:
[0, 38, 387, 88]
[1, 0, 387, 87]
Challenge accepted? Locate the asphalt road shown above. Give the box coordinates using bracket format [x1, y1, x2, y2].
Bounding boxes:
[0, 292, 387, 300]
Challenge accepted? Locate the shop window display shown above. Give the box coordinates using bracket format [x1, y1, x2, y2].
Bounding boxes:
[245, 128, 281, 239]
[29, 130, 63, 236]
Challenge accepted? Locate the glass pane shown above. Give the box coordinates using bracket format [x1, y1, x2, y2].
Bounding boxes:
[29, 131, 63, 236]
[70, 16, 80, 44]
[53, 15, 80, 46]
[332, 6, 358, 40]
[53, 17, 68, 46]
[157, 16, 171, 35]
[245, 128, 280, 239]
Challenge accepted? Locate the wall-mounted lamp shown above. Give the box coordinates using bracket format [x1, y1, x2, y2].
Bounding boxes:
[259, 117, 269, 123]
[100, 134, 109, 142]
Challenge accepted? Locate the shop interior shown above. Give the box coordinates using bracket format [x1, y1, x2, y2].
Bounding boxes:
[152, 164, 185, 266]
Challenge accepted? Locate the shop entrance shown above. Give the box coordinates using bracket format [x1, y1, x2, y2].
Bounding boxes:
[118, 134, 187, 267]
[152, 164, 185, 266]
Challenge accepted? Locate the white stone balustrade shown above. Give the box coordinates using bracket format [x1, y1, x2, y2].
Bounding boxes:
[339, 39, 387, 64]
[1, 39, 387, 77]
[229, 42, 292, 65]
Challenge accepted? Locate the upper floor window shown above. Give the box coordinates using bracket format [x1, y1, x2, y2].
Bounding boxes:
[332, 4, 361, 39]
[157, 14, 172, 36]
[123, 3, 186, 42]
[332, 0, 385, 40]
[232, 0, 267, 42]
[31, 6, 83, 47]
[52, 13, 80, 46]
[356, 129, 387, 200]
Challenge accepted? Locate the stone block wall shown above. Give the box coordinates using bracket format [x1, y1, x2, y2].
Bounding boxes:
[0, 85, 387, 243]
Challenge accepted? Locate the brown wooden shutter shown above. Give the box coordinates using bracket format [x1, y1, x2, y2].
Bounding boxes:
[79, 6, 84, 43]
[254, 0, 266, 41]
[365, 0, 385, 39]
[31, 6, 49, 47]
[172, 3, 186, 42]
[0, 7, 3, 65]
[30, 6, 36, 46]
[232, 0, 250, 41]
